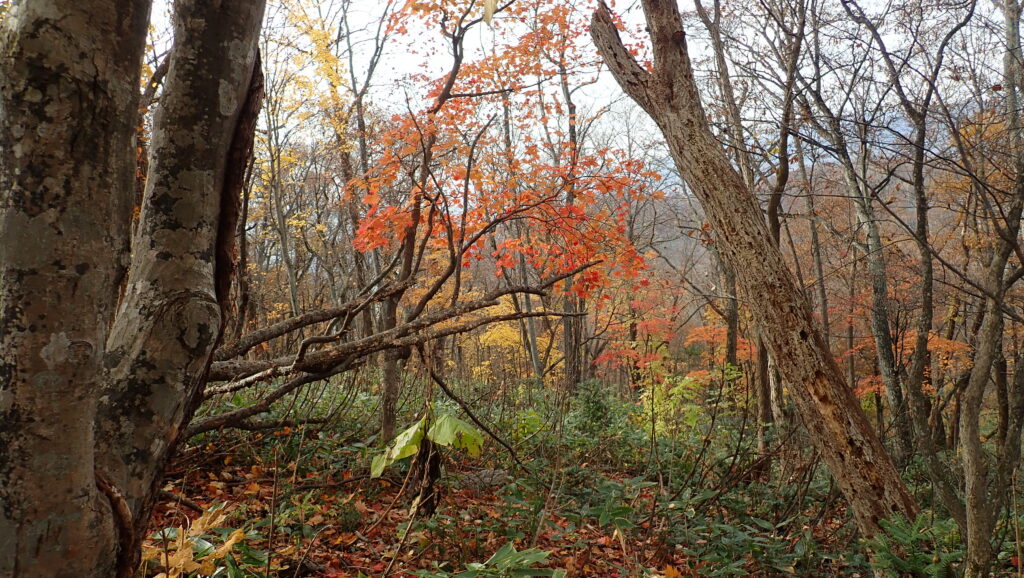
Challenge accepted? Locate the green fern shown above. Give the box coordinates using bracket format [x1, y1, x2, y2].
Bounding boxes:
[864, 513, 963, 578]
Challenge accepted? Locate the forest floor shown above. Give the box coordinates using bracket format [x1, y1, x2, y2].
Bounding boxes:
[141, 427, 859, 577]
[148, 464, 676, 576]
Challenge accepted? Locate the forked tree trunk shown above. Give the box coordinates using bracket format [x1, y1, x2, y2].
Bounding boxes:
[98, 1, 265, 572]
[0, 0, 266, 575]
[591, 0, 918, 538]
[961, 3, 1024, 574]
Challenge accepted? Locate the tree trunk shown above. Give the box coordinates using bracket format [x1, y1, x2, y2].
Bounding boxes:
[98, 2, 265, 572]
[962, 0, 1024, 573]
[719, 251, 740, 368]
[591, 0, 917, 538]
[798, 145, 830, 342]
[0, 2, 150, 575]
[381, 345, 403, 442]
[0, 0, 266, 574]
[961, 275, 1005, 576]
[851, 183, 913, 467]
[753, 331, 774, 478]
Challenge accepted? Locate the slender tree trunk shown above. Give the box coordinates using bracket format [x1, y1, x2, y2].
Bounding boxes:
[380, 299, 403, 442]
[695, 0, 752, 373]
[268, 151, 301, 315]
[754, 329, 774, 476]
[503, 101, 544, 383]
[592, 0, 917, 538]
[962, 0, 1024, 572]
[961, 271, 1006, 576]
[232, 170, 255, 344]
[845, 256, 859, 388]
[834, 131, 913, 466]
[712, 247, 740, 367]
[901, 117, 967, 529]
[855, 194, 913, 467]
[337, 134, 374, 341]
[557, 62, 585, 392]
[768, 354, 787, 424]
[516, 279, 545, 383]
[798, 144, 830, 342]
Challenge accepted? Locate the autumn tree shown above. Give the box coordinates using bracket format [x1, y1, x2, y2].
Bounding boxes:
[591, 0, 918, 539]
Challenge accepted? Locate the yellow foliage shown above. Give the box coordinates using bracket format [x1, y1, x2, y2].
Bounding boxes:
[281, 0, 354, 150]
[142, 505, 247, 578]
[480, 322, 522, 349]
[472, 359, 493, 382]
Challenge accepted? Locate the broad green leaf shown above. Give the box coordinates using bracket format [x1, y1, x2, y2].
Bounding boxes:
[484, 542, 518, 567]
[427, 414, 483, 457]
[390, 416, 427, 459]
[370, 453, 388, 479]
[505, 549, 550, 567]
[370, 417, 427, 478]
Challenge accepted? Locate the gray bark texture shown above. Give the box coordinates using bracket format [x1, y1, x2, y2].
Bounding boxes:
[0, 2, 150, 575]
[961, 3, 1024, 574]
[591, 0, 918, 539]
[0, 0, 266, 575]
[843, 162, 914, 466]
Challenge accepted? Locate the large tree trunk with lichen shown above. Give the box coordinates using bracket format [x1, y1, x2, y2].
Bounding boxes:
[591, 0, 918, 539]
[0, 0, 265, 575]
[0, 2, 150, 575]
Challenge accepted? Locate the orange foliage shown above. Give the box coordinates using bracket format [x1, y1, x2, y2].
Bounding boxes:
[855, 375, 885, 398]
[683, 325, 757, 365]
[348, 0, 654, 305]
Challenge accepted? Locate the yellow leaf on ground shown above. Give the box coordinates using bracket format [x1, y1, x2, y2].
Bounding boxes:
[210, 528, 247, 559]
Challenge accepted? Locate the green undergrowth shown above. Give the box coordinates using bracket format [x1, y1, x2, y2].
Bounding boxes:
[161, 369, 1024, 577]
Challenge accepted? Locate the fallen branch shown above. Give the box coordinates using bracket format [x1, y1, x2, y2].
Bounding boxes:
[214, 280, 412, 361]
[186, 365, 350, 438]
[208, 264, 594, 382]
[158, 489, 203, 513]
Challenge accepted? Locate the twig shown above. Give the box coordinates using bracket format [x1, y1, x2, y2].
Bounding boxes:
[382, 506, 420, 576]
[288, 475, 371, 493]
[418, 345, 532, 475]
[293, 524, 334, 578]
[360, 462, 416, 540]
[266, 449, 279, 578]
[158, 489, 203, 513]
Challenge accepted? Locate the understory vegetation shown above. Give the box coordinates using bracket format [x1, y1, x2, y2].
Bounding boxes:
[144, 367, 1015, 577]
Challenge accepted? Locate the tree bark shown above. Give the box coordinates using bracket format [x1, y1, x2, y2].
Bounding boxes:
[0, 2, 150, 575]
[845, 165, 913, 467]
[591, 0, 917, 538]
[0, 0, 266, 574]
[960, 270, 1006, 576]
[797, 143, 831, 342]
[98, 3, 265, 572]
[961, 2, 1024, 573]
